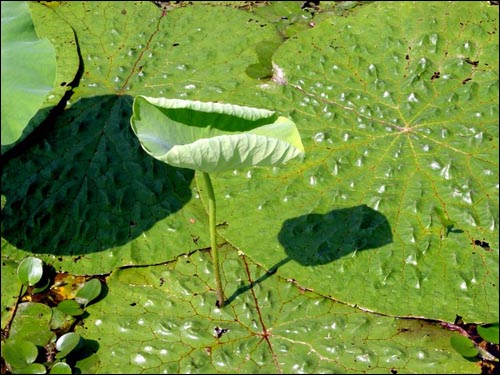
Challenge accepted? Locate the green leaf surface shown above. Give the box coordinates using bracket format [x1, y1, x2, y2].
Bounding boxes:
[477, 323, 500, 344]
[28, 1, 80, 109]
[49, 362, 71, 375]
[8, 302, 55, 346]
[76, 247, 480, 374]
[251, 1, 314, 39]
[49, 362, 72, 375]
[56, 300, 84, 317]
[131, 96, 304, 173]
[75, 278, 102, 307]
[49, 306, 77, 332]
[55, 332, 81, 359]
[1, 2, 498, 373]
[12, 363, 47, 375]
[246, 40, 281, 79]
[450, 334, 479, 358]
[1, 1, 56, 149]
[205, 0, 499, 322]
[31, 276, 51, 294]
[1, 258, 20, 327]
[17, 256, 44, 286]
[1, 339, 38, 369]
[12, 363, 47, 374]
[53, 2, 280, 100]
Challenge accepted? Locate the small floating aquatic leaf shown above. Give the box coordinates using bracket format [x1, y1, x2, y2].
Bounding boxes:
[75, 278, 102, 307]
[477, 323, 499, 344]
[56, 300, 84, 317]
[1, 339, 38, 369]
[49, 362, 72, 374]
[450, 333, 479, 358]
[55, 332, 81, 359]
[17, 257, 44, 287]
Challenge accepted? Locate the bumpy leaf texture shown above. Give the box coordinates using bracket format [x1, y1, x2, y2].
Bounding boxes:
[130, 96, 304, 173]
[1, 2, 498, 374]
[211, 1, 499, 322]
[75, 248, 480, 374]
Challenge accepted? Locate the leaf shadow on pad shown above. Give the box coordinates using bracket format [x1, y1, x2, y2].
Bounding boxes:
[278, 204, 393, 266]
[226, 205, 392, 304]
[1, 95, 194, 255]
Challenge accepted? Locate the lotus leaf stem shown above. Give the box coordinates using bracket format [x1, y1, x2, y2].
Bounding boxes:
[202, 172, 225, 307]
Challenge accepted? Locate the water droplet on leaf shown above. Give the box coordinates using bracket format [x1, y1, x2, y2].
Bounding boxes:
[313, 132, 325, 142]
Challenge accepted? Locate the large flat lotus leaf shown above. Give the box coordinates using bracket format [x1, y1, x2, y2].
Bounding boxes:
[203, 1, 499, 323]
[76, 247, 480, 374]
[1, 1, 56, 150]
[131, 96, 304, 173]
[50, 2, 280, 100]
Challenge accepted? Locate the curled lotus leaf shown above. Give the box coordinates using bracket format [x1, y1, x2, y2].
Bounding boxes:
[130, 96, 305, 173]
